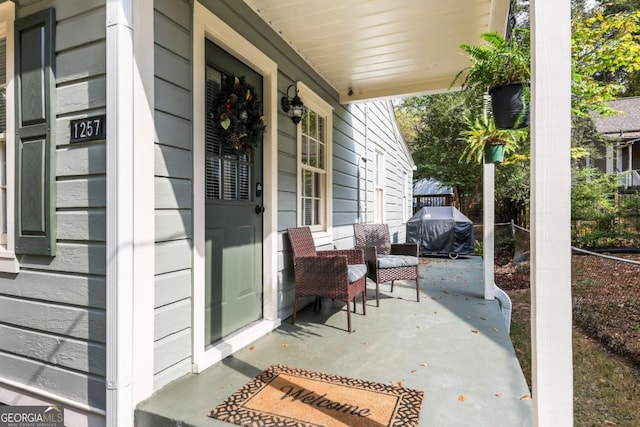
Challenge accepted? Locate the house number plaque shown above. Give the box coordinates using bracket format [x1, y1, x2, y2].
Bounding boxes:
[70, 115, 106, 143]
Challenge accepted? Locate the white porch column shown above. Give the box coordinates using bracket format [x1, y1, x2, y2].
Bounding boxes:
[530, 1, 573, 426]
[483, 162, 495, 300]
[606, 145, 614, 174]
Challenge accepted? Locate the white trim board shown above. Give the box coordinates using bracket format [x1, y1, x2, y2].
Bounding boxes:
[0, 1, 18, 273]
[192, 1, 279, 373]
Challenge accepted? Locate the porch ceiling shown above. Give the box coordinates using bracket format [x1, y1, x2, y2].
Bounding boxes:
[243, 0, 511, 103]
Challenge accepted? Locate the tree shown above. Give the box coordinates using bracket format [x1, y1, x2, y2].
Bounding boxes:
[572, 5, 640, 114]
[597, 0, 640, 96]
[396, 89, 485, 213]
[515, 0, 640, 109]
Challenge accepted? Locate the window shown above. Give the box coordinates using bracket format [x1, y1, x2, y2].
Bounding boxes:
[373, 148, 384, 223]
[296, 83, 332, 242]
[205, 67, 253, 202]
[403, 171, 409, 222]
[0, 2, 17, 272]
[300, 110, 325, 228]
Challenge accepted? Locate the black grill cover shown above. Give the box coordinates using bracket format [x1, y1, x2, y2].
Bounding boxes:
[406, 207, 474, 256]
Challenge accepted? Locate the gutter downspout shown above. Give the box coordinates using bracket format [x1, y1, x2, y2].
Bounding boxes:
[106, 1, 134, 426]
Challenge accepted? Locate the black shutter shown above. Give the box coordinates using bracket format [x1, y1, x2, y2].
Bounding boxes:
[15, 8, 56, 256]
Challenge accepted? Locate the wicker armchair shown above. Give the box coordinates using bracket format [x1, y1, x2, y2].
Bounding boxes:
[353, 223, 420, 306]
[287, 227, 367, 333]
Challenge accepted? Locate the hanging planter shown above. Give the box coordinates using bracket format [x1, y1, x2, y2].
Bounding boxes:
[452, 30, 530, 130]
[458, 115, 526, 165]
[490, 82, 529, 129]
[483, 143, 506, 164]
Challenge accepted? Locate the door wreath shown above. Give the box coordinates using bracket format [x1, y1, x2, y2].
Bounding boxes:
[211, 75, 266, 154]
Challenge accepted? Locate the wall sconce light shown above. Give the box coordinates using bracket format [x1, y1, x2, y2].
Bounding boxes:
[281, 83, 307, 125]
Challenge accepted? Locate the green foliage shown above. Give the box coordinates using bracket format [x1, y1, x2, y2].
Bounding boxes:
[570, 168, 640, 248]
[619, 191, 640, 215]
[572, 229, 640, 248]
[458, 115, 527, 164]
[496, 160, 531, 223]
[572, 5, 640, 114]
[571, 167, 618, 223]
[452, 30, 530, 92]
[473, 239, 483, 256]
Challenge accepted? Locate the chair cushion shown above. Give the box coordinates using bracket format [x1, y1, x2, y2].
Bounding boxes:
[347, 264, 367, 283]
[377, 254, 419, 269]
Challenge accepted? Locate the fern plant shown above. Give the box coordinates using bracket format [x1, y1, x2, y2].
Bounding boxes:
[452, 30, 530, 92]
[459, 115, 526, 164]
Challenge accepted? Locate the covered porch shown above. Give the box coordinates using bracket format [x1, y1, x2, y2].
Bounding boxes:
[136, 257, 531, 426]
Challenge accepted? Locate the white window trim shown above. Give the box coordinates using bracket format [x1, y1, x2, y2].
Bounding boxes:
[296, 82, 333, 246]
[192, 1, 279, 373]
[373, 146, 385, 224]
[0, 2, 18, 273]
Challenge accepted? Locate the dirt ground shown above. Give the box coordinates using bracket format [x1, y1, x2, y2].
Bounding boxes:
[494, 251, 640, 370]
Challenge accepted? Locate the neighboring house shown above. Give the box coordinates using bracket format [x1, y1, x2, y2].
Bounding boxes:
[0, 1, 416, 426]
[591, 96, 640, 189]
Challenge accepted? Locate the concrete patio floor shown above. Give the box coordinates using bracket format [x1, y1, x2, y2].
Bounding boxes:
[136, 256, 532, 427]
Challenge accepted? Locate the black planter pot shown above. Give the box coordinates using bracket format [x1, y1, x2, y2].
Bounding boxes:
[489, 82, 529, 129]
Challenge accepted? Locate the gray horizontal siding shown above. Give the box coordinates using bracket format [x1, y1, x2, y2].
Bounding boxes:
[155, 78, 191, 119]
[153, 0, 193, 391]
[155, 144, 191, 179]
[155, 240, 191, 276]
[19, 243, 106, 275]
[0, 324, 106, 376]
[155, 270, 191, 308]
[0, 270, 105, 309]
[57, 144, 106, 176]
[155, 111, 191, 150]
[58, 210, 106, 242]
[155, 210, 191, 242]
[0, 0, 108, 411]
[154, 329, 190, 373]
[155, 177, 191, 209]
[153, 358, 192, 391]
[57, 76, 107, 115]
[0, 295, 106, 343]
[57, 176, 106, 208]
[155, 45, 190, 90]
[57, 39, 106, 84]
[0, 352, 105, 409]
[154, 10, 190, 59]
[55, 6, 106, 52]
[154, 299, 190, 341]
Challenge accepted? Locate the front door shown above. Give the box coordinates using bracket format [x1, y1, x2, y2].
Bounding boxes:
[204, 41, 263, 344]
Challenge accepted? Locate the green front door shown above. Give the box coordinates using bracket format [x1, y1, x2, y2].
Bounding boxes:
[204, 41, 263, 344]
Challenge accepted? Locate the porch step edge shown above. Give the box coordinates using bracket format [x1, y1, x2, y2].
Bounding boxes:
[135, 408, 199, 427]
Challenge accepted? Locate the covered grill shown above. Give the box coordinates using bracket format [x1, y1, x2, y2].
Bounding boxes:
[406, 206, 474, 258]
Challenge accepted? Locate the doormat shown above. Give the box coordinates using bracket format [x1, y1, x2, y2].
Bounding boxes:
[208, 364, 424, 427]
